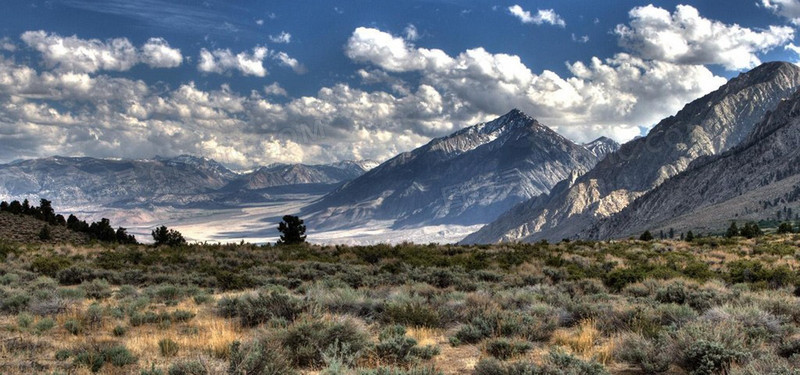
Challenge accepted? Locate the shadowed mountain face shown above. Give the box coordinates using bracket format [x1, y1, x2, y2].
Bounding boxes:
[590, 88, 800, 239]
[463, 61, 800, 244]
[0, 156, 374, 209]
[303, 109, 605, 229]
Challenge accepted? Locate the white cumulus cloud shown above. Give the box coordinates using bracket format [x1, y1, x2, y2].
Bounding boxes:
[345, 27, 726, 143]
[198, 46, 306, 76]
[761, 0, 800, 24]
[615, 4, 794, 70]
[269, 31, 292, 44]
[508, 5, 566, 27]
[198, 46, 270, 76]
[20, 31, 183, 72]
[141, 37, 183, 68]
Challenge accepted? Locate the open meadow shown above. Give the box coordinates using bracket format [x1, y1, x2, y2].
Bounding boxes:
[1, 234, 800, 374]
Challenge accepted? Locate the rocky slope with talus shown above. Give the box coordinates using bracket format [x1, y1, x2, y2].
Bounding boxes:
[463, 61, 800, 243]
[589, 88, 800, 238]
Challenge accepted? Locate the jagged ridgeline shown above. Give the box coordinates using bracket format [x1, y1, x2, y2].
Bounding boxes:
[304, 109, 618, 230]
[464, 61, 800, 243]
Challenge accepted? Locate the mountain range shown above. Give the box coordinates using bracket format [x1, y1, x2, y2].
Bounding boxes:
[3, 62, 800, 244]
[463, 61, 800, 243]
[0, 156, 376, 210]
[589, 87, 800, 239]
[303, 109, 616, 229]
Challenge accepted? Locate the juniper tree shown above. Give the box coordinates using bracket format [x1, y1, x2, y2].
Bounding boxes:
[726, 222, 739, 238]
[277, 215, 307, 245]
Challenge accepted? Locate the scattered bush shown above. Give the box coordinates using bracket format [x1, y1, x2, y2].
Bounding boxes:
[484, 338, 532, 360]
[168, 360, 207, 375]
[280, 317, 370, 368]
[159, 338, 179, 357]
[228, 339, 297, 375]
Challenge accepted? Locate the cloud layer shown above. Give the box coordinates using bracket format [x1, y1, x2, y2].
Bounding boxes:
[0, 4, 795, 169]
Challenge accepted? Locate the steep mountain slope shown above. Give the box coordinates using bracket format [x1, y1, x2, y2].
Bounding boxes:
[0, 156, 374, 209]
[463, 61, 800, 243]
[0, 155, 236, 209]
[590, 89, 800, 238]
[583, 137, 620, 160]
[228, 161, 374, 190]
[304, 109, 602, 229]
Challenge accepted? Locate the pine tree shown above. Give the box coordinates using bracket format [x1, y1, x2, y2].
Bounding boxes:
[639, 230, 654, 241]
[7, 200, 22, 214]
[777, 222, 794, 234]
[726, 222, 739, 238]
[669, 228, 675, 239]
[38, 224, 51, 241]
[686, 231, 695, 242]
[277, 215, 307, 245]
[115, 227, 137, 244]
[152, 225, 186, 247]
[21, 199, 30, 215]
[39, 199, 56, 224]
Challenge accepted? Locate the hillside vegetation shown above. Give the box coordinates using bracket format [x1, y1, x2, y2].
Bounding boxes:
[0, 233, 799, 374]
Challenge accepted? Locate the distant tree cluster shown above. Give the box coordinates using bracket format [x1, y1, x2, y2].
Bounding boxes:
[0, 198, 137, 244]
[151, 225, 186, 247]
[725, 222, 763, 239]
[776, 222, 800, 234]
[0, 198, 65, 225]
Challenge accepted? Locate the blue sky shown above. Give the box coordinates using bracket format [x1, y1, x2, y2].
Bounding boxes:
[1, 0, 799, 168]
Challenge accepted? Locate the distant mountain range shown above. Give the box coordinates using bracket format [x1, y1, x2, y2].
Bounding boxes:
[4, 63, 800, 244]
[0, 156, 376, 210]
[463, 61, 800, 243]
[303, 109, 616, 229]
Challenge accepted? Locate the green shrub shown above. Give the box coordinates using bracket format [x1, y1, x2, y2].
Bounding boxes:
[484, 338, 532, 360]
[384, 301, 441, 328]
[86, 303, 105, 329]
[376, 325, 418, 364]
[280, 317, 370, 368]
[140, 364, 165, 375]
[64, 319, 83, 335]
[73, 344, 137, 372]
[357, 366, 442, 375]
[33, 317, 55, 334]
[373, 324, 437, 364]
[1, 291, 30, 314]
[682, 340, 744, 375]
[55, 348, 71, 361]
[159, 338, 179, 357]
[172, 309, 196, 322]
[237, 292, 302, 327]
[31, 255, 72, 277]
[168, 360, 207, 375]
[216, 295, 239, 318]
[112, 325, 127, 337]
[17, 312, 33, 328]
[82, 279, 112, 299]
[228, 339, 297, 375]
[615, 333, 672, 374]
